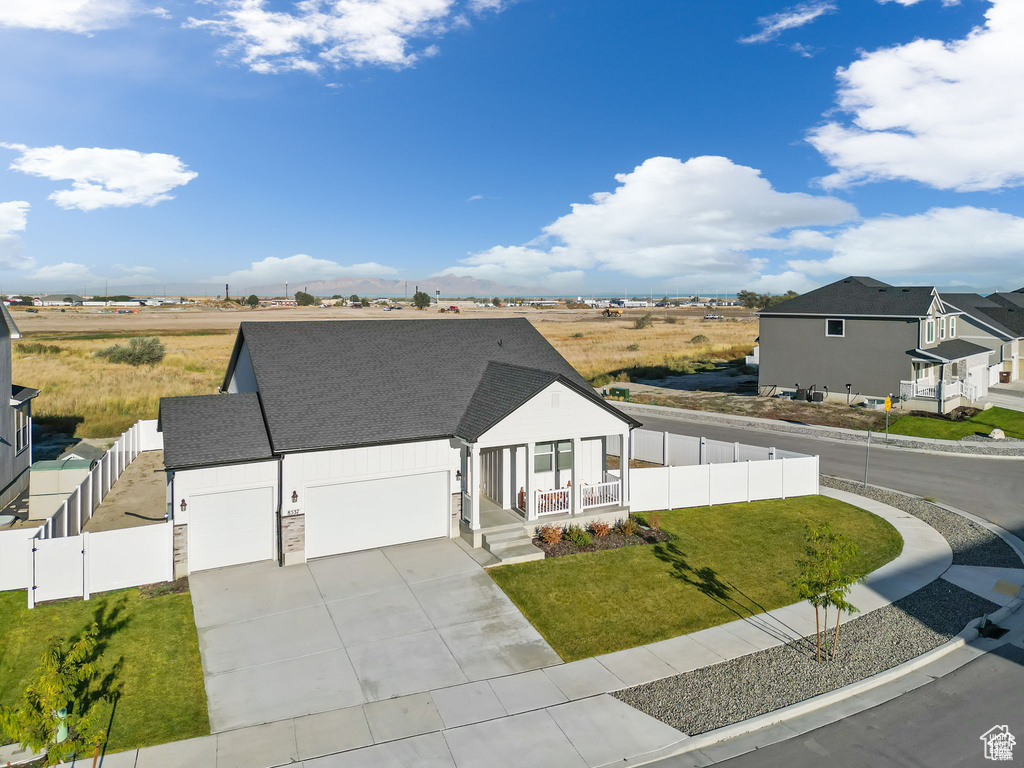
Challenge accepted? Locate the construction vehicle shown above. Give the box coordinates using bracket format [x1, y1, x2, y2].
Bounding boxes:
[438, 305, 461, 314]
[602, 308, 624, 317]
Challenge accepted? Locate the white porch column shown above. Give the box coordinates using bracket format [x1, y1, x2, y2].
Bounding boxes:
[571, 437, 583, 514]
[620, 430, 631, 506]
[526, 441, 537, 521]
[468, 444, 481, 530]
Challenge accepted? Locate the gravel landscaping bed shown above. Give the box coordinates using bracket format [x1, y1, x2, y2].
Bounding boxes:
[820, 476, 1023, 569]
[613, 580, 998, 735]
[619, 404, 1024, 456]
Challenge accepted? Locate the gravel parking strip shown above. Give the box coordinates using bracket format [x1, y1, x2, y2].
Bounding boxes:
[613, 580, 997, 735]
[820, 476, 1022, 569]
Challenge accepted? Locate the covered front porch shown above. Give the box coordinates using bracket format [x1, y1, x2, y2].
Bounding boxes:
[900, 344, 991, 412]
[459, 432, 631, 537]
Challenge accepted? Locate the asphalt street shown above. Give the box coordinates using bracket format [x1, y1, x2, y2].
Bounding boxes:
[660, 643, 1024, 768]
[629, 409, 1024, 539]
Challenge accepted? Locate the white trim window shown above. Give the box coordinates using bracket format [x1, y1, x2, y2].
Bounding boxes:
[949, 316, 956, 338]
[14, 404, 29, 455]
[925, 319, 935, 344]
[939, 317, 946, 340]
[825, 318, 845, 337]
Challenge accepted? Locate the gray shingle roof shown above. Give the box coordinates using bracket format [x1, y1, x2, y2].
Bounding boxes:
[942, 293, 1019, 338]
[978, 306, 1024, 336]
[758, 276, 937, 317]
[457, 362, 560, 442]
[912, 339, 991, 362]
[234, 318, 626, 452]
[989, 292, 1024, 310]
[159, 393, 274, 471]
[11, 385, 40, 405]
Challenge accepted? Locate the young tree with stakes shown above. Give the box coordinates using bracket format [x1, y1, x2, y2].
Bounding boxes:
[794, 524, 861, 662]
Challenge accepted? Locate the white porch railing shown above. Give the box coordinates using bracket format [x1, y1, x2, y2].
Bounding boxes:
[535, 488, 571, 516]
[580, 480, 620, 510]
[900, 379, 975, 401]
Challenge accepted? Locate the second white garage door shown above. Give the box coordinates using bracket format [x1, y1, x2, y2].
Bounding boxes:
[305, 472, 449, 558]
[189, 487, 275, 572]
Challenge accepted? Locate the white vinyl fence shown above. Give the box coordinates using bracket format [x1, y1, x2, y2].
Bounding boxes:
[620, 429, 820, 513]
[0, 420, 173, 606]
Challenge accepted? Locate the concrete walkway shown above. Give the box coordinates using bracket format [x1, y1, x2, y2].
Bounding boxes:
[72, 489, 966, 768]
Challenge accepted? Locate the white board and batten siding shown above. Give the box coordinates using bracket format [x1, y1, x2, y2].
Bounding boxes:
[475, 381, 627, 448]
[284, 438, 460, 559]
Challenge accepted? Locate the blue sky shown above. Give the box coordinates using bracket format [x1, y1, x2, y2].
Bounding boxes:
[1, 0, 1022, 295]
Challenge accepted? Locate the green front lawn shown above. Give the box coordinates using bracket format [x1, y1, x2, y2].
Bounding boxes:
[889, 406, 1024, 440]
[0, 584, 209, 753]
[488, 496, 903, 661]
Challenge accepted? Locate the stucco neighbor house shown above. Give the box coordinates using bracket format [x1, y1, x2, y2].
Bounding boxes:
[756, 276, 1007, 414]
[2, 304, 39, 509]
[158, 318, 639, 576]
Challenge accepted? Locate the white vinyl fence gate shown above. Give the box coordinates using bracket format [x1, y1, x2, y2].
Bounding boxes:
[0, 420, 174, 607]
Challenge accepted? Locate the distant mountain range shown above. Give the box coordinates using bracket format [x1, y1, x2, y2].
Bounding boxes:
[245, 273, 532, 298]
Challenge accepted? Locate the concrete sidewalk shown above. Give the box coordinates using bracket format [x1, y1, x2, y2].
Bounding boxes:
[72, 489, 963, 768]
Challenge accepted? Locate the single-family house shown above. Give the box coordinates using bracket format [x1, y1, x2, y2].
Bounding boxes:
[2, 304, 39, 509]
[940, 293, 1024, 386]
[757, 276, 996, 413]
[158, 318, 639, 575]
[32, 294, 84, 307]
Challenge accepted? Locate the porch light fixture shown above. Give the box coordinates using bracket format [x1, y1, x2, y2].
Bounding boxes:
[180, 499, 187, 513]
[455, 470, 462, 482]
[291, 491, 299, 504]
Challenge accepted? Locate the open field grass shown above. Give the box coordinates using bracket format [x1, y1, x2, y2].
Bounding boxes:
[488, 496, 903, 661]
[13, 307, 756, 437]
[0, 584, 209, 754]
[887, 406, 1024, 440]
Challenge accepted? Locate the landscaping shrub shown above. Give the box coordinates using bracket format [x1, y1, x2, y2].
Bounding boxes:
[617, 517, 640, 537]
[633, 313, 654, 330]
[645, 513, 663, 531]
[589, 521, 611, 537]
[537, 524, 563, 545]
[590, 374, 613, 387]
[690, 334, 709, 344]
[96, 336, 166, 366]
[626, 343, 640, 352]
[565, 525, 592, 548]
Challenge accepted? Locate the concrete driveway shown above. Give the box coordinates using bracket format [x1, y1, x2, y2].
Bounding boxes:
[189, 538, 561, 732]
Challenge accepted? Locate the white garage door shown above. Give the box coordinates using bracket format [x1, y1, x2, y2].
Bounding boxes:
[305, 472, 449, 558]
[189, 487, 275, 572]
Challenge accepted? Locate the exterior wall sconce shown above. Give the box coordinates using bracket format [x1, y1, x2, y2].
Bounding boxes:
[180, 499, 187, 512]
[291, 491, 299, 504]
[455, 470, 462, 482]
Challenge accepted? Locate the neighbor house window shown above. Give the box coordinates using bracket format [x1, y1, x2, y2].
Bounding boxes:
[825, 319, 845, 337]
[939, 317, 946, 340]
[925, 319, 935, 344]
[535, 442, 553, 473]
[14, 405, 29, 454]
[949, 317, 957, 338]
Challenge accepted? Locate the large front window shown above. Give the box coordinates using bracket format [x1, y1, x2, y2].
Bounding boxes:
[14, 405, 29, 454]
[535, 441, 572, 473]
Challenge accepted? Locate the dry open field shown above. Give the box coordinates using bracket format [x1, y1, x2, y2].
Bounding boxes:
[10, 303, 757, 437]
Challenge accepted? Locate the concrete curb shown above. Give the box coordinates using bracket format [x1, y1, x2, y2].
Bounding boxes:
[622, 484, 1024, 767]
[615, 401, 1024, 461]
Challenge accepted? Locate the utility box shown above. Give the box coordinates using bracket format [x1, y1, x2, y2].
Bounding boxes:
[608, 387, 630, 401]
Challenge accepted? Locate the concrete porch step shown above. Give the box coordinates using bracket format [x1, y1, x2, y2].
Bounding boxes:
[482, 528, 545, 564]
[483, 528, 529, 545]
[491, 543, 546, 565]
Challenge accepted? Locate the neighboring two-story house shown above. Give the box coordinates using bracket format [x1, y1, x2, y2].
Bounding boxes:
[1, 304, 39, 509]
[940, 293, 1024, 387]
[757, 276, 996, 414]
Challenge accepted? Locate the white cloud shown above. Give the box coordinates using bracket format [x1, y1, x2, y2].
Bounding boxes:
[739, 1, 836, 44]
[809, 0, 1024, 191]
[186, 0, 508, 75]
[28, 261, 98, 283]
[788, 207, 1024, 281]
[0, 201, 31, 269]
[210, 253, 398, 286]
[2, 143, 198, 211]
[878, 0, 959, 6]
[441, 156, 858, 289]
[0, 0, 162, 34]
